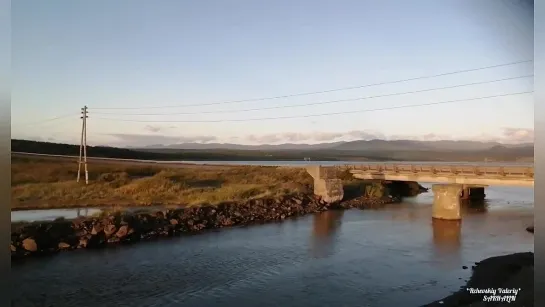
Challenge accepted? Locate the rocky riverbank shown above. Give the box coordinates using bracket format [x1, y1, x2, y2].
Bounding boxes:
[423, 252, 534, 306]
[11, 193, 399, 260]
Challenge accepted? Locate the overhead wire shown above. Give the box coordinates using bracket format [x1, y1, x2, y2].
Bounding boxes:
[15, 61, 534, 127]
[11, 113, 80, 128]
[91, 91, 533, 123]
[90, 75, 533, 116]
[89, 60, 533, 110]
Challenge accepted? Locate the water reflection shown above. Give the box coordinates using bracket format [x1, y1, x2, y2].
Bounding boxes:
[432, 219, 462, 254]
[461, 200, 488, 216]
[11, 208, 101, 222]
[310, 210, 344, 258]
[431, 219, 462, 268]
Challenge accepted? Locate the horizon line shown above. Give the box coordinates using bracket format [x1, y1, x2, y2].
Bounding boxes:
[11, 138, 535, 148]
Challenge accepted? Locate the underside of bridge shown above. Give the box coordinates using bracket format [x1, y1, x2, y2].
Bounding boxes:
[305, 166, 488, 220]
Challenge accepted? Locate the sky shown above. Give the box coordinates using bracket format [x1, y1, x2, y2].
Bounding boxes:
[11, 0, 534, 147]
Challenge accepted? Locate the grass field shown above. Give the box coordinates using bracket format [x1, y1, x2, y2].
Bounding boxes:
[11, 156, 362, 210]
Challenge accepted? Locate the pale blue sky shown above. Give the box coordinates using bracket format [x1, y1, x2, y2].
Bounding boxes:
[11, 0, 534, 146]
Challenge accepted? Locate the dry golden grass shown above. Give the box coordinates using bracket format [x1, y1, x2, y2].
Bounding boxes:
[12, 156, 339, 210]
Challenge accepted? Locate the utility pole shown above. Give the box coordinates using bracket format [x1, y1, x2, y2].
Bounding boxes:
[77, 106, 89, 184]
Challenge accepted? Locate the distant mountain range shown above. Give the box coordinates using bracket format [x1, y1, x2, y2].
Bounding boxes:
[12, 139, 534, 162]
[133, 139, 534, 152]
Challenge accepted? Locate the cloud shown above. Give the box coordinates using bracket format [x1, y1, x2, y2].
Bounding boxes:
[244, 130, 384, 144]
[143, 125, 179, 133]
[107, 133, 217, 146]
[144, 125, 163, 133]
[501, 127, 534, 143]
[460, 128, 535, 144]
[388, 133, 460, 142]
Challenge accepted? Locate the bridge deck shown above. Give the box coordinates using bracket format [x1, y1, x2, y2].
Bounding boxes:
[332, 164, 534, 187]
[339, 164, 533, 177]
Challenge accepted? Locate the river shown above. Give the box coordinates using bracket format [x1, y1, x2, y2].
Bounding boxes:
[11, 185, 534, 307]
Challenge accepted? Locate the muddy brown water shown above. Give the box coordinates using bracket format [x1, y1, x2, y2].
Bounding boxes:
[11, 185, 534, 307]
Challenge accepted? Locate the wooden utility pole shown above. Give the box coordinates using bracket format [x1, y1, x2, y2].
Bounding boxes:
[77, 106, 89, 184]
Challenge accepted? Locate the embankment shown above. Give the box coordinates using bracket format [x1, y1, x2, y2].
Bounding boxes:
[11, 193, 399, 260]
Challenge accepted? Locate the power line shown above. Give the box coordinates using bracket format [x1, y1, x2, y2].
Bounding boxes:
[91, 75, 533, 116]
[11, 113, 80, 128]
[90, 60, 533, 110]
[92, 91, 533, 123]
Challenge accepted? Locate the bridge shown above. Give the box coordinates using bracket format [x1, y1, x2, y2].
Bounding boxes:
[305, 164, 534, 221]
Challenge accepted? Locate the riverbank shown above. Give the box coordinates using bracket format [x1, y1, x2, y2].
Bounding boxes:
[423, 252, 534, 306]
[12, 155, 433, 259]
[11, 155, 425, 211]
[11, 193, 399, 259]
[11, 155, 318, 210]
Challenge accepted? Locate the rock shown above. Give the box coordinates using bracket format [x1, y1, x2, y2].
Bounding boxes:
[91, 224, 104, 235]
[58, 242, 71, 250]
[78, 238, 88, 248]
[22, 238, 38, 252]
[222, 218, 233, 226]
[116, 225, 128, 238]
[462, 266, 468, 269]
[88, 231, 107, 247]
[107, 237, 120, 244]
[104, 224, 117, 237]
[12, 191, 406, 260]
[75, 230, 88, 237]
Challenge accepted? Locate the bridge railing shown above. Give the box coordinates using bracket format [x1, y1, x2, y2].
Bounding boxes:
[337, 164, 534, 178]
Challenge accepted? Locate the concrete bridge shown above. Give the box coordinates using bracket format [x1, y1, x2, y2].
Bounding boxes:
[306, 164, 534, 221]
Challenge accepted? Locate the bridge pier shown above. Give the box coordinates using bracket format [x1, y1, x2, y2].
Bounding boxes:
[460, 185, 486, 201]
[306, 166, 344, 203]
[432, 184, 464, 220]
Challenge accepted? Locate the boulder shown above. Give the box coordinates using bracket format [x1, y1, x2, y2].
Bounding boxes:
[78, 238, 88, 248]
[116, 225, 129, 238]
[91, 224, 104, 235]
[22, 238, 38, 252]
[58, 242, 71, 250]
[104, 224, 117, 238]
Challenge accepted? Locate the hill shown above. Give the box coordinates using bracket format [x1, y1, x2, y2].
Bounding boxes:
[135, 139, 533, 152]
[11, 139, 534, 162]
